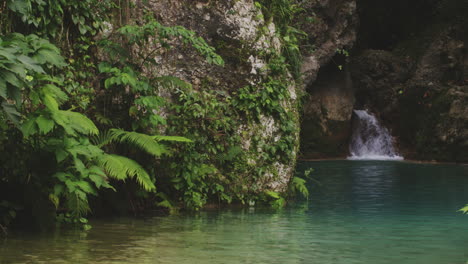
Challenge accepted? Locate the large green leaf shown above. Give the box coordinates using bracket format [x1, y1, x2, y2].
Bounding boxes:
[21, 117, 38, 137]
[5, 63, 27, 79]
[459, 204, 468, 214]
[55, 148, 68, 163]
[153, 135, 192, 142]
[33, 48, 66, 67]
[61, 111, 99, 135]
[0, 79, 7, 99]
[7, 0, 32, 16]
[36, 115, 55, 134]
[51, 111, 99, 136]
[7, 84, 22, 107]
[75, 181, 97, 196]
[42, 84, 68, 103]
[67, 143, 102, 159]
[1, 101, 21, 126]
[65, 192, 90, 217]
[0, 47, 19, 61]
[42, 94, 59, 111]
[17, 55, 44, 73]
[73, 157, 87, 175]
[51, 111, 76, 136]
[88, 166, 114, 190]
[5, 33, 30, 52]
[0, 70, 21, 88]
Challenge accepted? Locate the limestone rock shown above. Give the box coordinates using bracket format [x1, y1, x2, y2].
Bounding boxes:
[127, 0, 297, 192]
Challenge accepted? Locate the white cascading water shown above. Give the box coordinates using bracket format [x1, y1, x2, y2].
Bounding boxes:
[348, 110, 403, 160]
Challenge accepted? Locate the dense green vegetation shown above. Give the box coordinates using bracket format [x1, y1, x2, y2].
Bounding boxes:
[0, 0, 309, 233]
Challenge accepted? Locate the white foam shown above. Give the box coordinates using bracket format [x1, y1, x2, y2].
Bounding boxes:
[347, 154, 404, 161]
[348, 110, 404, 161]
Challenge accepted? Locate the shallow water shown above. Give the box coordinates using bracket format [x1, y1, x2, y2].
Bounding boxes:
[1, 160, 468, 264]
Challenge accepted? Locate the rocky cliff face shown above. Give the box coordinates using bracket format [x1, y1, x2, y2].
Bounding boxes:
[126, 0, 299, 193]
[122, 0, 466, 198]
[351, 34, 468, 161]
[298, 0, 359, 159]
[298, 0, 467, 162]
[120, 0, 368, 193]
[299, 0, 358, 84]
[350, 0, 468, 161]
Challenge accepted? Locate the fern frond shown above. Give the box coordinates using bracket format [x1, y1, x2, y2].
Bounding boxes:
[109, 129, 168, 157]
[98, 154, 155, 191]
[291, 177, 309, 199]
[91, 129, 113, 147]
[36, 115, 55, 134]
[42, 84, 68, 104]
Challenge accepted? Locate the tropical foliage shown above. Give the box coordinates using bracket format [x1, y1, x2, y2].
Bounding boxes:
[0, 0, 226, 230]
[0, 0, 309, 233]
[459, 205, 468, 214]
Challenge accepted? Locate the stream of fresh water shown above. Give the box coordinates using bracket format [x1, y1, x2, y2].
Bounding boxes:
[1, 160, 467, 264]
[349, 110, 403, 160]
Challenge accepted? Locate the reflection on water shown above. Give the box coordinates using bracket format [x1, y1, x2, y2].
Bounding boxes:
[1, 161, 468, 264]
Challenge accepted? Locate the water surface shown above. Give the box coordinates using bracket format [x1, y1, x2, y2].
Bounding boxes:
[1, 161, 467, 263]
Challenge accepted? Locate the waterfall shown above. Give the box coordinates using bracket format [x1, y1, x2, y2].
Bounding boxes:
[348, 110, 403, 160]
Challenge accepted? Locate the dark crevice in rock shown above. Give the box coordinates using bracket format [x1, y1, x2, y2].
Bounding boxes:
[356, 0, 440, 50]
[298, 0, 358, 159]
[300, 55, 355, 159]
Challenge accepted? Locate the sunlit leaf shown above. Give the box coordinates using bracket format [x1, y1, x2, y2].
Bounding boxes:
[36, 115, 55, 134]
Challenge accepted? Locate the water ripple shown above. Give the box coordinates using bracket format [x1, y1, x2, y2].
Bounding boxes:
[1, 161, 467, 264]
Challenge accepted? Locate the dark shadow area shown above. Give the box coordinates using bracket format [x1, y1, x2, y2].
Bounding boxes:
[356, 0, 441, 50]
[300, 54, 354, 159]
